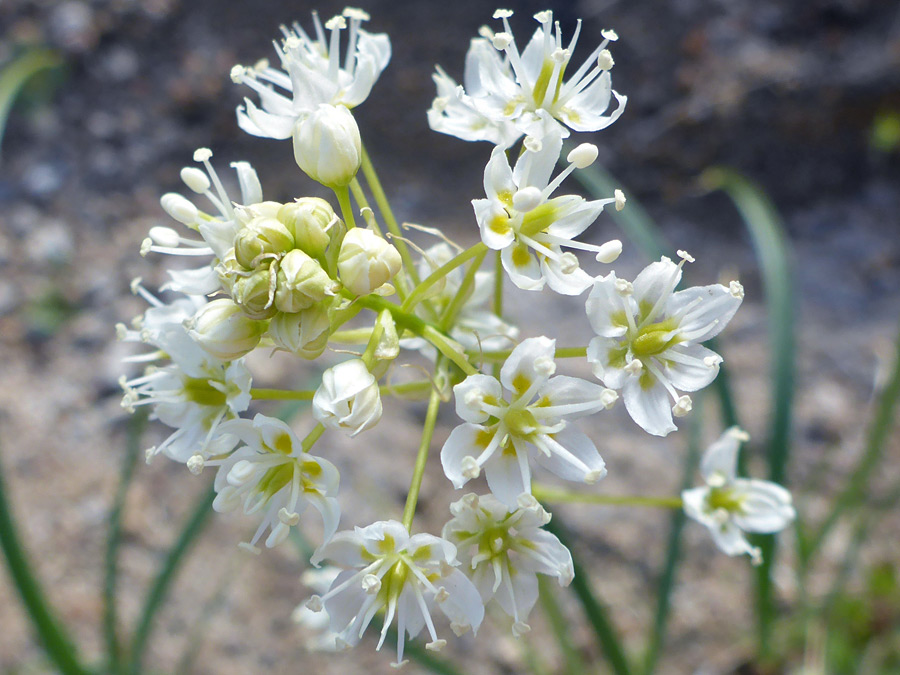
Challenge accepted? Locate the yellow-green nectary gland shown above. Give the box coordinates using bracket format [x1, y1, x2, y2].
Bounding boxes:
[504, 407, 538, 439]
[707, 487, 745, 514]
[182, 377, 227, 407]
[531, 56, 569, 110]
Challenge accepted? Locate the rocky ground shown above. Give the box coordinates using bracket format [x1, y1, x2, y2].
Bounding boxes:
[1, 0, 899, 673]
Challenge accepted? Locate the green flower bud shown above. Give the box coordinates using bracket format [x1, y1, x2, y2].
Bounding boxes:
[232, 267, 277, 320]
[215, 247, 244, 293]
[268, 305, 331, 359]
[337, 228, 402, 296]
[277, 198, 337, 259]
[188, 298, 266, 361]
[233, 216, 294, 269]
[275, 249, 339, 314]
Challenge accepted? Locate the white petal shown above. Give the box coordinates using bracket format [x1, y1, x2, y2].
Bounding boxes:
[474, 199, 515, 250]
[585, 273, 629, 339]
[622, 374, 676, 437]
[500, 336, 556, 395]
[537, 375, 610, 419]
[323, 569, 369, 633]
[236, 98, 296, 139]
[709, 519, 756, 558]
[483, 145, 516, 201]
[662, 343, 722, 392]
[502, 242, 545, 291]
[586, 336, 628, 389]
[541, 255, 592, 295]
[454, 374, 503, 424]
[484, 446, 529, 509]
[668, 283, 742, 343]
[492, 566, 538, 622]
[632, 257, 681, 309]
[231, 161, 263, 205]
[441, 424, 492, 489]
[732, 479, 795, 533]
[311, 530, 367, 567]
[533, 425, 606, 484]
[437, 568, 486, 635]
[699, 427, 743, 486]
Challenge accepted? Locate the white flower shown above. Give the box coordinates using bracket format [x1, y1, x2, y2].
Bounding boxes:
[209, 414, 341, 551]
[441, 336, 611, 508]
[187, 298, 268, 361]
[119, 290, 251, 465]
[147, 149, 264, 296]
[586, 254, 743, 436]
[232, 9, 390, 140]
[293, 567, 343, 652]
[442, 493, 573, 636]
[473, 120, 620, 295]
[313, 359, 383, 436]
[292, 103, 362, 187]
[682, 427, 795, 565]
[307, 520, 484, 666]
[337, 227, 402, 296]
[429, 9, 626, 145]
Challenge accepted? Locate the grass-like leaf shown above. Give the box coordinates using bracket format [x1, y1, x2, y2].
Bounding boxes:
[0, 48, 63, 163]
[0, 441, 90, 674]
[700, 167, 795, 660]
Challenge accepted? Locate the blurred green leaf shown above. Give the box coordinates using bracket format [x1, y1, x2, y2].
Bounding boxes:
[0, 48, 63, 163]
[870, 111, 900, 154]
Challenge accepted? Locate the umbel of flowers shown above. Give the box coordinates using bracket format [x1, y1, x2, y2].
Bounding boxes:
[119, 6, 794, 663]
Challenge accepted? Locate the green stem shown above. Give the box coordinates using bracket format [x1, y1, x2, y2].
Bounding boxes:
[533, 486, 682, 509]
[439, 248, 487, 331]
[0, 49, 63, 163]
[381, 380, 435, 398]
[354, 294, 477, 375]
[543, 518, 633, 675]
[804, 316, 900, 562]
[333, 185, 356, 229]
[472, 346, 587, 361]
[104, 410, 147, 674]
[402, 380, 444, 530]
[359, 143, 420, 286]
[401, 242, 488, 313]
[330, 327, 373, 344]
[128, 484, 216, 674]
[250, 388, 315, 401]
[492, 251, 504, 378]
[349, 178, 382, 236]
[0, 442, 90, 675]
[301, 423, 326, 453]
[641, 396, 704, 675]
[539, 576, 588, 675]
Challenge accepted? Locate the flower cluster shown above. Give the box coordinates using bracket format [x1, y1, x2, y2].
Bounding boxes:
[119, 6, 794, 664]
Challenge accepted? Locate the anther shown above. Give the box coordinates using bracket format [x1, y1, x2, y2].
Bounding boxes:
[342, 7, 370, 21]
[478, 25, 495, 40]
[160, 193, 199, 226]
[512, 621, 532, 637]
[325, 15, 347, 30]
[187, 454, 204, 475]
[534, 355, 556, 376]
[140, 238, 152, 257]
[624, 358, 643, 376]
[615, 189, 626, 211]
[727, 427, 750, 442]
[601, 29, 619, 41]
[677, 250, 695, 264]
[584, 468, 607, 484]
[435, 587, 449, 603]
[551, 47, 569, 63]
[130, 277, 143, 295]
[595, 239, 622, 263]
[672, 395, 692, 417]
[148, 226, 182, 248]
[559, 252, 579, 274]
[362, 574, 381, 594]
[181, 167, 211, 193]
[278, 507, 300, 526]
[533, 10, 552, 23]
[426, 640, 447, 652]
[193, 148, 213, 162]
[229, 65, 246, 83]
[729, 280, 744, 299]
[461, 493, 480, 509]
[461, 456, 481, 480]
[450, 622, 470, 636]
[597, 49, 614, 71]
[703, 354, 723, 368]
[492, 32, 513, 50]
[493, 9, 514, 19]
[567, 143, 598, 169]
[614, 278, 633, 296]
[512, 186, 542, 212]
[306, 595, 324, 612]
[599, 388, 619, 409]
[523, 135, 542, 153]
[516, 493, 539, 510]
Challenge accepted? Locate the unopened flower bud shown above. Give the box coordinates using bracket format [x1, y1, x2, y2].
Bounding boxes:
[232, 268, 278, 320]
[278, 198, 338, 259]
[275, 249, 338, 313]
[215, 247, 243, 293]
[293, 104, 362, 188]
[313, 359, 383, 436]
[160, 193, 199, 226]
[337, 228, 402, 296]
[268, 305, 331, 359]
[188, 298, 267, 360]
[234, 217, 295, 269]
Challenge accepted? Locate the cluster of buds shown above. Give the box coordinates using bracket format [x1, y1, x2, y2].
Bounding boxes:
[119, 6, 795, 666]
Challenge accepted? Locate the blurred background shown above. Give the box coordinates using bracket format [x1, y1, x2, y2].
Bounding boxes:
[1, 0, 899, 673]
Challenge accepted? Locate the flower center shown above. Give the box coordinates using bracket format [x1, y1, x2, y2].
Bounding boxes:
[707, 487, 745, 514]
[182, 377, 228, 407]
